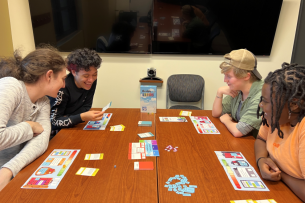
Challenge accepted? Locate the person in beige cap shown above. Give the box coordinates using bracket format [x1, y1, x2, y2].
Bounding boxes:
[212, 49, 263, 138]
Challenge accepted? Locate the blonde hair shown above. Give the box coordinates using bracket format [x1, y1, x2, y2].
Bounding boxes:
[220, 62, 259, 83]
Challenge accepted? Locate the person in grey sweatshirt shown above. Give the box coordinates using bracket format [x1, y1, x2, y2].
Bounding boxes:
[0, 48, 67, 191]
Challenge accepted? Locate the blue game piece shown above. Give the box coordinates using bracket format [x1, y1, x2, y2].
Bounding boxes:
[166, 181, 170, 184]
[183, 193, 191, 196]
[164, 185, 169, 187]
[168, 188, 173, 191]
[188, 185, 197, 188]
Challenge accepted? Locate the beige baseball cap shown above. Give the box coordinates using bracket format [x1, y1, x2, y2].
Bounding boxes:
[223, 49, 262, 80]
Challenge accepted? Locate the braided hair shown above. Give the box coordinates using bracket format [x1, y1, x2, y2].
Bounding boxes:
[257, 62, 305, 138]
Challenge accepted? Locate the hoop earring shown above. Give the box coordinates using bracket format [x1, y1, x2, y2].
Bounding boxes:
[288, 111, 291, 119]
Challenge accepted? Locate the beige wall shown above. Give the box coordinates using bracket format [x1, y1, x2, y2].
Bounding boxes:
[0, 0, 13, 56]
[7, 0, 300, 110]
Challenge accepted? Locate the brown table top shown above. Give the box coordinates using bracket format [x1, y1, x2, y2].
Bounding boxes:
[0, 108, 157, 203]
[156, 109, 302, 203]
[0, 109, 301, 203]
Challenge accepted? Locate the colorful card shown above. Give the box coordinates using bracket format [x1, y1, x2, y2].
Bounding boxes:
[85, 153, 104, 160]
[76, 167, 99, 176]
[230, 200, 277, 203]
[134, 161, 154, 170]
[140, 86, 157, 113]
[159, 117, 187, 122]
[128, 142, 146, 159]
[190, 116, 220, 134]
[139, 140, 159, 156]
[138, 132, 154, 138]
[22, 149, 80, 189]
[215, 151, 269, 191]
[83, 113, 112, 130]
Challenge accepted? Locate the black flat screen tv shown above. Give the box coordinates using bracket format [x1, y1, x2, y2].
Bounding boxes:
[28, 0, 283, 55]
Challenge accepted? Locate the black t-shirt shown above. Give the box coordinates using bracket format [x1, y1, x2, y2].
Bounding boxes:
[50, 73, 97, 130]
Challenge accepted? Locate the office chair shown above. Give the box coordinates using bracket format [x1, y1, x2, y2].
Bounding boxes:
[166, 74, 205, 110]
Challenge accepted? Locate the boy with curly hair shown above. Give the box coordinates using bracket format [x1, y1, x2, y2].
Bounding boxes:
[50, 48, 103, 133]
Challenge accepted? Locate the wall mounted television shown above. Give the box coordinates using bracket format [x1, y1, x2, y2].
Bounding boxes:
[29, 0, 283, 55]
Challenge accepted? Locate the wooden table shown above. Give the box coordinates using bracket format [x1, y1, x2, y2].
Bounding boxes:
[0, 109, 157, 203]
[156, 109, 302, 203]
[0, 109, 301, 202]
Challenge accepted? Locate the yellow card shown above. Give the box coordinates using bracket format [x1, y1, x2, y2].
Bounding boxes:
[76, 167, 99, 176]
[84, 153, 104, 160]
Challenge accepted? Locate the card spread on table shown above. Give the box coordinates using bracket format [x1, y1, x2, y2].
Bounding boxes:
[83, 113, 112, 130]
[85, 153, 104, 160]
[230, 200, 277, 203]
[76, 167, 99, 176]
[102, 101, 112, 112]
[190, 116, 220, 134]
[138, 132, 154, 138]
[128, 142, 146, 159]
[179, 111, 192, 116]
[159, 117, 187, 122]
[22, 149, 80, 189]
[134, 161, 154, 170]
[215, 151, 269, 191]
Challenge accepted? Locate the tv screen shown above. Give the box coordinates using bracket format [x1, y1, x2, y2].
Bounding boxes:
[28, 0, 282, 55]
[152, 0, 283, 55]
[29, 0, 153, 54]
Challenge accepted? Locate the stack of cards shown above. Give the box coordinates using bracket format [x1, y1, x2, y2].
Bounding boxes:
[138, 121, 152, 126]
[110, 125, 125, 131]
[138, 132, 154, 138]
[134, 162, 154, 170]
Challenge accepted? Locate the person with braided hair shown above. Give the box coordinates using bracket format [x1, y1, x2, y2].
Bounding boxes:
[255, 63, 305, 201]
[0, 48, 67, 191]
[49, 48, 103, 134]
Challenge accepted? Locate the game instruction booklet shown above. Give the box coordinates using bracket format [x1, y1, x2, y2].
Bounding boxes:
[215, 151, 269, 191]
[83, 113, 112, 130]
[190, 116, 220, 134]
[22, 149, 80, 189]
[159, 117, 187, 122]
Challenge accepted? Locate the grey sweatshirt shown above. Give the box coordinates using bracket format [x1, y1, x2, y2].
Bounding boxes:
[0, 77, 51, 177]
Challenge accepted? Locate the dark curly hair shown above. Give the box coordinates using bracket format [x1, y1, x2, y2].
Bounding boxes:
[257, 62, 305, 138]
[66, 48, 102, 72]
